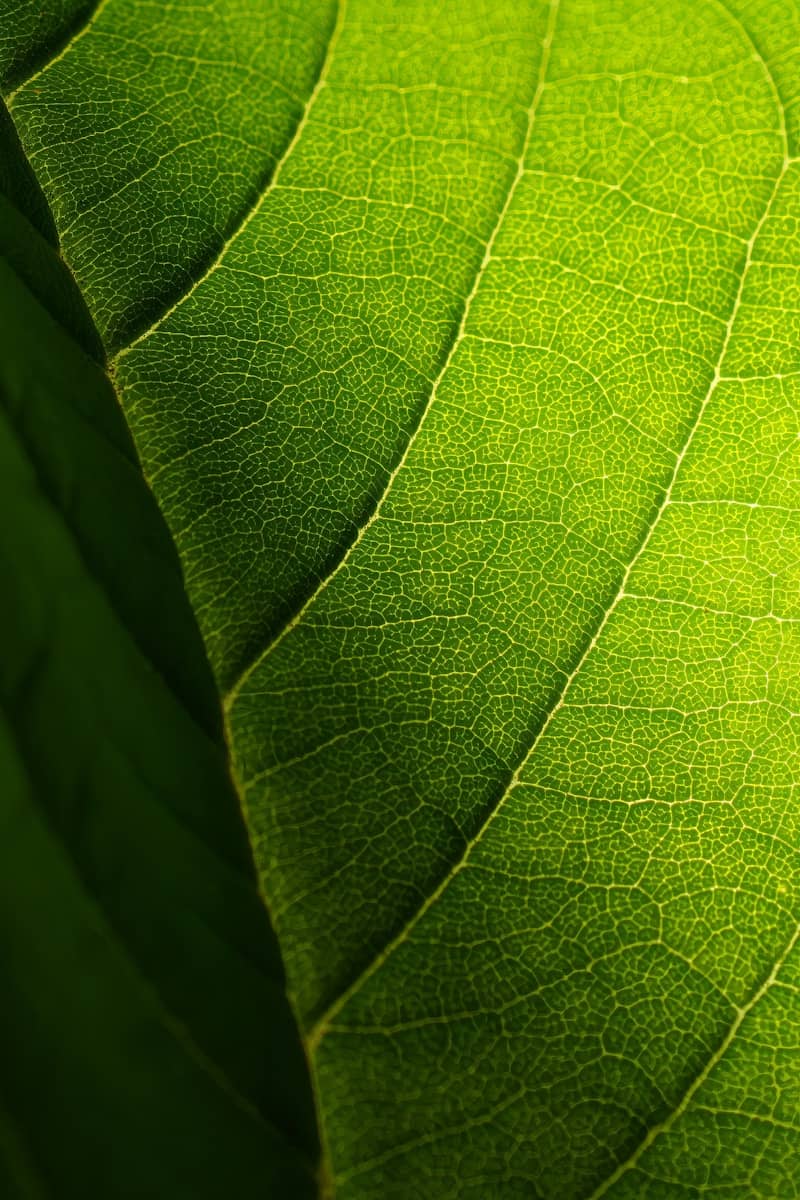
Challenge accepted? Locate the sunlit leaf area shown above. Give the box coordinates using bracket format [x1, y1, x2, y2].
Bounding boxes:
[2, 1, 800, 1196]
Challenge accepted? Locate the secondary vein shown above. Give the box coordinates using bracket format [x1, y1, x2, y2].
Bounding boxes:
[583, 918, 800, 1199]
[113, 0, 345, 361]
[4, 0, 112, 105]
[305, 126, 791, 1056]
[223, 0, 563, 712]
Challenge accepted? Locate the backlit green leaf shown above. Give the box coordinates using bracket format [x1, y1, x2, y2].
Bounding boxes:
[4, 1, 800, 1196]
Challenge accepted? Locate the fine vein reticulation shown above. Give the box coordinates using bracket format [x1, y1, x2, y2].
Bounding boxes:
[224, 0, 561, 708]
[2, 0, 103, 97]
[5, 0, 800, 1197]
[114, 1, 345, 359]
[306, 46, 794, 1045]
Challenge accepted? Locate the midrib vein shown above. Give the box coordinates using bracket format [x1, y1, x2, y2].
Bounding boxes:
[306, 135, 791, 1053]
[584, 918, 800, 1199]
[223, 0, 562, 712]
[113, 0, 345, 361]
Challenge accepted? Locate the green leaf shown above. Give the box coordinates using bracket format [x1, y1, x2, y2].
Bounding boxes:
[0, 86, 316, 1198]
[5, 0, 800, 1196]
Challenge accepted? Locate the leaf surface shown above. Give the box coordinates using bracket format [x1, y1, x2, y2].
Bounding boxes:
[5, 0, 800, 1196]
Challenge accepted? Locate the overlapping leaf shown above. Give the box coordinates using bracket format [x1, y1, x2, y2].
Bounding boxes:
[0, 43, 316, 1199]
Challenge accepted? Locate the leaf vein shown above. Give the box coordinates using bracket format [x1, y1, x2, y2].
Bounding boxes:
[305, 129, 790, 1054]
[583, 919, 800, 1199]
[4, 0, 110, 104]
[223, 0, 563, 711]
[113, 0, 345, 359]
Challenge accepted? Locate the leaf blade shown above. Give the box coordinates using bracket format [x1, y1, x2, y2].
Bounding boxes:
[6, 0, 800, 1196]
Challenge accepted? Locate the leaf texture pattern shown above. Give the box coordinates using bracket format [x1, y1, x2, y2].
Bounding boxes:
[5, 0, 800, 1196]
